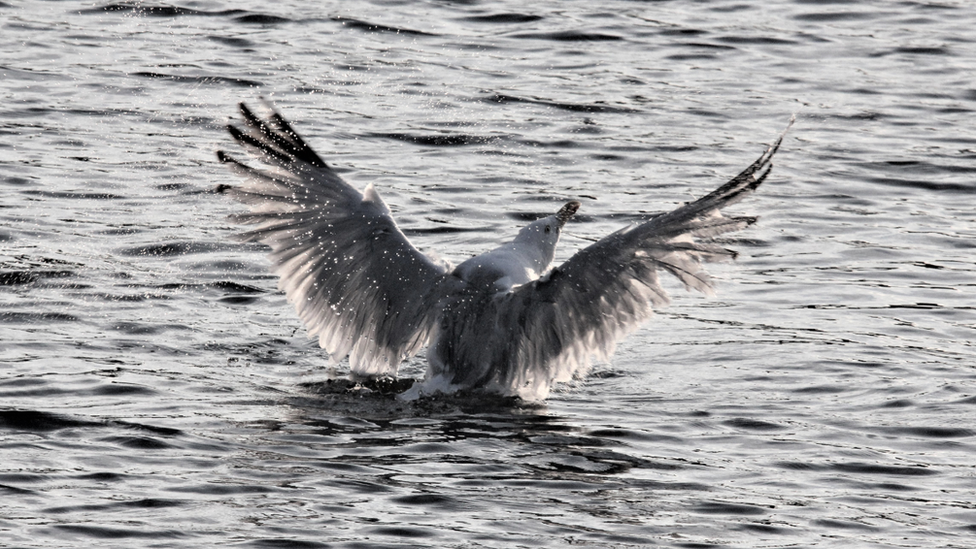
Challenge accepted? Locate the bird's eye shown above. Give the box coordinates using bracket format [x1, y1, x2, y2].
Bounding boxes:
[545, 225, 551, 234]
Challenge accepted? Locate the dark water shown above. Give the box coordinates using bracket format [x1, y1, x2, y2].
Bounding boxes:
[3, 1, 976, 547]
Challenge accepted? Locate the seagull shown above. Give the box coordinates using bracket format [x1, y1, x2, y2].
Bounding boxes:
[217, 102, 792, 400]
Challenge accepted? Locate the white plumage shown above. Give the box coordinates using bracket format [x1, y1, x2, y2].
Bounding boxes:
[217, 102, 792, 400]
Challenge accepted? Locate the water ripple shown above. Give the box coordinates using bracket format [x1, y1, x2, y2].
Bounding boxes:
[3, 0, 976, 547]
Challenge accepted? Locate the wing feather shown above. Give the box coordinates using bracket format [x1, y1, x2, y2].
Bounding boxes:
[486, 119, 793, 398]
[217, 102, 451, 376]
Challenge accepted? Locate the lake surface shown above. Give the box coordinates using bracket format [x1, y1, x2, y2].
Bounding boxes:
[2, 0, 975, 547]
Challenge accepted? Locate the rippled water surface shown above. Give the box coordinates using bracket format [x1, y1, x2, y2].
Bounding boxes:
[3, 1, 976, 547]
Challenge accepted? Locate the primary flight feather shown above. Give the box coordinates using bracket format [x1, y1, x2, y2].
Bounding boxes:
[217, 102, 792, 400]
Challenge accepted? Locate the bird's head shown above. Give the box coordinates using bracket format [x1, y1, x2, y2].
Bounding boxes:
[513, 201, 581, 265]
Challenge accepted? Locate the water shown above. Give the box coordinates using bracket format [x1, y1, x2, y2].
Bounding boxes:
[2, 0, 975, 547]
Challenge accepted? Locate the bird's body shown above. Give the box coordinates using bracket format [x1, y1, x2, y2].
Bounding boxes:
[217, 102, 791, 400]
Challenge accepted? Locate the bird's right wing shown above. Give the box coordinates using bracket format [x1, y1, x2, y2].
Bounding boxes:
[494, 120, 792, 398]
[217, 102, 451, 377]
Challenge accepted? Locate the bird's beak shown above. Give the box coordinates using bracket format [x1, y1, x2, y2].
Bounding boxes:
[556, 201, 581, 227]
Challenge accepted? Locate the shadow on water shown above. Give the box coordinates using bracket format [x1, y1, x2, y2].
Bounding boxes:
[291, 377, 539, 417]
[270, 379, 699, 482]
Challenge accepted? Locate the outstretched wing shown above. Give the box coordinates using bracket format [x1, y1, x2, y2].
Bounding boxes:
[216, 102, 451, 377]
[494, 119, 793, 398]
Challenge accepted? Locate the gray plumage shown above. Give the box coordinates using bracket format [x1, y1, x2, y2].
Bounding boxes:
[217, 102, 792, 400]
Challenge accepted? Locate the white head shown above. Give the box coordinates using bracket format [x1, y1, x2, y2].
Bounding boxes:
[512, 201, 581, 268]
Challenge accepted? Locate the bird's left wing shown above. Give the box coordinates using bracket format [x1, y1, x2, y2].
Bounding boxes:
[490, 120, 792, 399]
[216, 102, 451, 377]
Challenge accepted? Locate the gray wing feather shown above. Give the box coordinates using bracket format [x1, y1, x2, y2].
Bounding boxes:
[217, 102, 450, 376]
[494, 120, 793, 397]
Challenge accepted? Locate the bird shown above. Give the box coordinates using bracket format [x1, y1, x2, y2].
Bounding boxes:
[216, 101, 792, 401]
